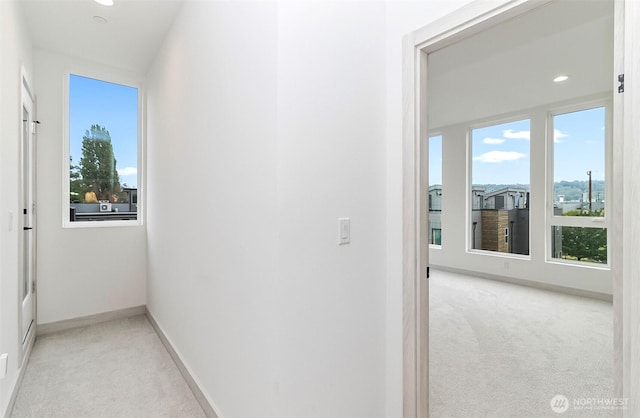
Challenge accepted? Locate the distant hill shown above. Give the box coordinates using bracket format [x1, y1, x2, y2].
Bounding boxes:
[472, 183, 530, 193]
[555, 180, 604, 201]
[471, 180, 605, 201]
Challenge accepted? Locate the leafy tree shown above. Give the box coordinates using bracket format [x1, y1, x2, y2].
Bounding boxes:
[558, 209, 607, 262]
[78, 125, 122, 202]
[69, 157, 83, 203]
[559, 226, 607, 263]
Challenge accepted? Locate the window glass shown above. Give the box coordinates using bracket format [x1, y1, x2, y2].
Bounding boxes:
[429, 135, 442, 246]
[68, 74, 139, 223]
[550, 105, 608, 265]
[432, 228, 442, 246]
[471, 119, 530, 255]
[553, 107, 605, 217]
[551, 226, 607, 264]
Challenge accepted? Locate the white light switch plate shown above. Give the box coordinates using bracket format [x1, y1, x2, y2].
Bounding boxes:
[339, 218, 350, 245]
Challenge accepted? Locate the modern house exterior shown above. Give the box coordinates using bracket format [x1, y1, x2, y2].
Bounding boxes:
[430, 185, 529, 255]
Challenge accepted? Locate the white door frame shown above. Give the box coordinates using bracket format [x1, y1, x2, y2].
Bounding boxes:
[402, 0, 634, 416]
[19, 69, 37, 361]
[619, 0, 640, 413]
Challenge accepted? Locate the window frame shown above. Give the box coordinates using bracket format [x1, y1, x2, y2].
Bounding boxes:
[546, 97, 612, 267]
[62, 69, 144, 229]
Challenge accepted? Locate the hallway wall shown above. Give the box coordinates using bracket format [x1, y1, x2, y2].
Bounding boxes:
[33, 50, 147, 325]
[146, 2, 279, 416]
[146, 1, 389, 416]
[0, 2, 32, 415]
[275, 2, 387, 415]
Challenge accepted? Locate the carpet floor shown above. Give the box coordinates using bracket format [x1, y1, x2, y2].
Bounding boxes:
[429, 269, 614, 417]
[11, 315, 205, 418]
[10, 273, 614, 417]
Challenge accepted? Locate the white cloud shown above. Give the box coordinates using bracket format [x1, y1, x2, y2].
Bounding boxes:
[473, 151, 526, 163]
[117, 167, 137, 176]
[482, 137, 505, 145]
[554, 129, 568, 143]
[503, 129, 530, 140]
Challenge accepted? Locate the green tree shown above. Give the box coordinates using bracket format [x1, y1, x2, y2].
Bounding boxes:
[559, 209, 607, 262]
[69, 156, 83, 202]
[78, 125, 122, 201]
[559, 226, 607, 263]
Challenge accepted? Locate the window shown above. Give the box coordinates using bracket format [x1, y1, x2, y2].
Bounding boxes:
[428, 135, 442, 246]
[550, 105, 609, 264]
[432, 228, 442, 246]
[66, 74, 140, 225]
[470, 119, 530, 256]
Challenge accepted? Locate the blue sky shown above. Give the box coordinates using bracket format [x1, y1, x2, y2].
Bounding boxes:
[429, 106, 605, 186]
[429, 136, 443, 185]
[69, 74, 138, 188]
[471, 119, 531, 185]
[553, 107, 605, 183]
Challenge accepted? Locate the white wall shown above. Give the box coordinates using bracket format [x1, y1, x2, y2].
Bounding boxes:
[0, 1, 32, 415]
[276, 2, 387, 416]
[146, 0, 392, 416]
[33, 49, 147, 324]
[146, 2, 279, 416]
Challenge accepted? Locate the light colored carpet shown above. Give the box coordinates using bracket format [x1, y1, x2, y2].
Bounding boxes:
[429, 269, 614, 417]
[11, 315, 205, 418]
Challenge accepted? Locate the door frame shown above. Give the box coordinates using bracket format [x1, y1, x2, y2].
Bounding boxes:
[402, 0, 632, 416]
[19, 68, 37, 362]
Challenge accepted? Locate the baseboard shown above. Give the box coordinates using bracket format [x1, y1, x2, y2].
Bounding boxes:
[432, 265, 613, 302]
[145, 308, 219, 418]
[37, 305, 146, 336]
[3, 324, 36, 418]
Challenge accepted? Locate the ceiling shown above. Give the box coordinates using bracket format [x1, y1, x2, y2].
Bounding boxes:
[19, 0, 183, 74]
[427, 0, 614, 129]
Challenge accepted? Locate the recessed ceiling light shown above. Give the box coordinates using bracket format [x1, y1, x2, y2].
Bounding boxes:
[553, 75, 569, 83]
[92, 15, 108, 24]
[94, 0, 114, 6]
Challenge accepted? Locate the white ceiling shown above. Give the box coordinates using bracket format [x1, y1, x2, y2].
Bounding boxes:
[19, 0, 613, 115]
[20, 0, 183, 74]
[427, 0, 614, 129]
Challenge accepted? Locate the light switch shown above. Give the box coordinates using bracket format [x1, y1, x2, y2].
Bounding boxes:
[339, 217, 350, 245]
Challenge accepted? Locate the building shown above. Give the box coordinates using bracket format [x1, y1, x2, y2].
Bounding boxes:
[428, 185, 442, 244]
[431, 185, 529, 255]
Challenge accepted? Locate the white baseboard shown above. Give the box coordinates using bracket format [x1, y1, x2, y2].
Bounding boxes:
[432, 265, 613, 302]
[145, 308, 219, 418]
[37, 305, 146, 336]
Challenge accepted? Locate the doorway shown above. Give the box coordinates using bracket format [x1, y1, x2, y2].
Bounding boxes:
[20, 74, 36, 351]
[402, 0, 635, 416]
